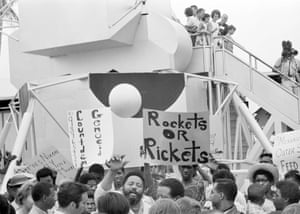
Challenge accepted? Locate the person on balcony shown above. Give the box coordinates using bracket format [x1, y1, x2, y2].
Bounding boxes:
[208, 9, 221, 45]
[274, 40, 300, 94]
[184, 7, 200, 46]
[218, 14, 229, 36]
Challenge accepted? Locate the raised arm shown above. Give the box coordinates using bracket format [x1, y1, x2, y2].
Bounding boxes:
[94, 155, 128, 200]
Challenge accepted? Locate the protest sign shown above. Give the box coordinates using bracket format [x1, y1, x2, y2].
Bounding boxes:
[21, 146, 76, 180]
[272, 130, 300, 173]
[141, 109, 210, 165]
[67, 108, 114, 168]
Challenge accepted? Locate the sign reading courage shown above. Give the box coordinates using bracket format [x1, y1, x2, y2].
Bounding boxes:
[141, 109, 210, 165]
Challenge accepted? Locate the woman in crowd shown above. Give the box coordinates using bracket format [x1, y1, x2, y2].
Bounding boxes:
[14, 180, 36, 214]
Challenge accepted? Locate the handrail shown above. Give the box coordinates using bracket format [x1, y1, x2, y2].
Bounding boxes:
[216, 36, 300, 87]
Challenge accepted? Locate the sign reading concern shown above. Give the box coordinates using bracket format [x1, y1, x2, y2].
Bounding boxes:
[67, 108, 114, 168]
[141, 109, 210, 165]
[273, 130, 300, 173]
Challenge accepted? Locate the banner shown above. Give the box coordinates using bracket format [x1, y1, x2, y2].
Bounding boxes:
[67, 108, 114, 168]
[21, 146, 76, 181]
[272, 130, 300, 173]
[141, 109, 210, 165]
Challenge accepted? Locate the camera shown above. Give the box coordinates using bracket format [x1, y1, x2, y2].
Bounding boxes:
[282, 40, 298, 57]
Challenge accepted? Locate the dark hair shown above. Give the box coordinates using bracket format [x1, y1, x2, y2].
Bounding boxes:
[88, 164, 104, 177]
[159, 178, 185, 199]
[87, 190, 94, 199]
[216, 164, 230, 171]
[57, 182, 89, 208]
[253, 169, 274, 183]
[97, 192, 130, 214]
[215, 178, 237, 202]
[0, 194, 15, 214]
[276, 180, 300, 204]
[79, 173, 97, 185]
[36, 167, 56, 184]
[247, 183, 265, 204]
[211, 9, 221, 18]
[285, 170, 300, 185]
[184, 7, 194, 17]
[202, 13, 210, 21]
[259, 153, 272, 159]
[31, 182, 53, 202]
[213, 169, 235, 183]
[122, 171, 145, 188]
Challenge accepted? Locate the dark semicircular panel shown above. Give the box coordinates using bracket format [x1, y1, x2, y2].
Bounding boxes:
[89, 72, 185, 118]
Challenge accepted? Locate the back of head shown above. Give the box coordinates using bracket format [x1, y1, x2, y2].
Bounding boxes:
[176, 196, 201, 214]
[247, 183, 265, 205]
[97, 192, 129, 214]
[31, 182, 53, 202]
[159, 178, 184, 199]
[57, 182, 88, 208]
[284, 170, 300, 186]
[215, 178, 238, 202]
[276, 180, 300, 204]
[149, 199, 181, 214]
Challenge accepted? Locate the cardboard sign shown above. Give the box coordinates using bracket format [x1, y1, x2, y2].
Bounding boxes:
[67, 108, 114, 168]
[141, 109, 210, 165]
[21, 146, 76, 180]
[272, 130, 300, 173]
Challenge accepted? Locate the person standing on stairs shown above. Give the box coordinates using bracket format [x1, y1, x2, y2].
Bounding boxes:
[274, 40, 300, 94]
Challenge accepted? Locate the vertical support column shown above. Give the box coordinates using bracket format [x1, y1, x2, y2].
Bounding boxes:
[233, 93, 273, 153]
[0, 99, 35, 193]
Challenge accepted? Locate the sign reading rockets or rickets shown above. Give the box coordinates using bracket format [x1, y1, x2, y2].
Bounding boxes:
[272, 130, 300, 173]
[67, 108, 114, 168]
[141, 109, 210, 165]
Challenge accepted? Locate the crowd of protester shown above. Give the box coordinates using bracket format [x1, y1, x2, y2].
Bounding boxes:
[0, 151, 300, 214]
[183, 5, 236, 50]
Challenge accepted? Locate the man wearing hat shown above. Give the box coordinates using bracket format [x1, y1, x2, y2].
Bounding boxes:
[5, 173, 35, 210]
[248, 163, 279, 213]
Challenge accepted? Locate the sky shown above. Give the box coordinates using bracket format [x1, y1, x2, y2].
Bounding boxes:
[170, 0, 300, 66]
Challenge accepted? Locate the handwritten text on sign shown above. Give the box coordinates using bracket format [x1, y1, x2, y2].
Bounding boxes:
[273, 130, 300, 173]
[141, 109, 210, 164]
[23, 146, 76, 180]
[67, 108, 114, 168]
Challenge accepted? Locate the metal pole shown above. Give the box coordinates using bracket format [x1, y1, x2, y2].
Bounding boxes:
[233, 93, 273, 153]
[0, 99, 35, 193]
[0, 114, 12, 147]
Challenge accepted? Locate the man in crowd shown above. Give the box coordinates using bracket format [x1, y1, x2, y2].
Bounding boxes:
[179, 165, 205, 203]
[156, 178, 185, 200]
[57, 182, 89, 214]
[29, 182, 56, 214]
[95, 155, 154, 214]
[274, 180, 300, 214]
[36, 167, 57, 186]
[209, 178, 241, 214]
